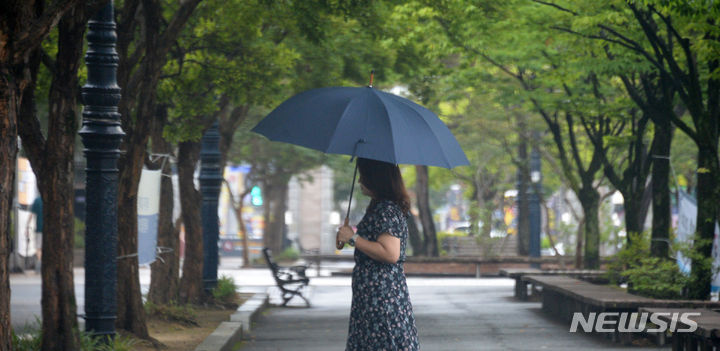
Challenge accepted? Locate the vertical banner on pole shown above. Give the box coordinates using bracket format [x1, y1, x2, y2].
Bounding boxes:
[138, 168, 162, 265]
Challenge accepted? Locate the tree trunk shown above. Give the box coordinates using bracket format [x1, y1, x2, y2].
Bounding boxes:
[116, 150, 150, 336]
[148, 109, 179, 305]
[38, 8, 85, 349]
[263, 177, 289, 254]
[575, 218, 585, 269]
[415, 165, 438, 256]
[579, 187, 601, 269]
[1, 1, 84, 346]
[0, 76, 18, 351]
[406, 212, 423, 256]
[650, 117, 673, 258]
[178, 141, 204, 304]
[688, 145, 720, 299]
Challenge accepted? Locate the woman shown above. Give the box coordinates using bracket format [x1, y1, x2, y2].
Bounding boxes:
[336, 157, 420, 351]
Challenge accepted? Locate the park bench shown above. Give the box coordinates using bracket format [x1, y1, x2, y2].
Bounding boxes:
[499, 268, 606, 301]
[262, 248, 311, 307]
[523, 275, 720, 344]
[639, 307, 720, 350]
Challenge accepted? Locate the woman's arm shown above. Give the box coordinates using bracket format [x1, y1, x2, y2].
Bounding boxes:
[336, 226, 400, 264]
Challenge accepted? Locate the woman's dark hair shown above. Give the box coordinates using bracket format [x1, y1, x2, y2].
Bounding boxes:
[356, 157, 410, 215]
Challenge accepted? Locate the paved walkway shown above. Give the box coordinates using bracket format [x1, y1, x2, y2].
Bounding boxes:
[235, 276, 667, 350]
[11, 258, 668, 349]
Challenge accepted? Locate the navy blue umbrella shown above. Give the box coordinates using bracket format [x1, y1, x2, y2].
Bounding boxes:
[252, 78, 469, 247]
[252, 86, 469, 169]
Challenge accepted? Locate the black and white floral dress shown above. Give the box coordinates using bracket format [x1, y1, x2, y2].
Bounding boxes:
[346, 199, 420, 351]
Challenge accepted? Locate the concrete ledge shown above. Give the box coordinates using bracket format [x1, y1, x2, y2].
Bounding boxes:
[194, 291, 269, 351]
[194, 322, 243, 351]
[230, 292, 269, 333]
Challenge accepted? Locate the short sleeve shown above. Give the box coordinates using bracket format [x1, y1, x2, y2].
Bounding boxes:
[375, 201, 406, 239]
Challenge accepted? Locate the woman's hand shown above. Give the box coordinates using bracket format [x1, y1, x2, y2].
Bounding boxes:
[336, 225, 354, 248]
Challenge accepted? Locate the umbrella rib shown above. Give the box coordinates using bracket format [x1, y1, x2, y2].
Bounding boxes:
[325, 96, 359, 152]
[373, 89, 397, 164]
[387, 94, 453, 168]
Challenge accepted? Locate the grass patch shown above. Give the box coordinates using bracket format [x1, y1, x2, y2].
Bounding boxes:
[12, 320, 136, 351]
[144, 301, 199, 326]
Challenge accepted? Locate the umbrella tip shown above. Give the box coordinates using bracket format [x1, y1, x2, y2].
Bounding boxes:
[369, 69, 375, 88]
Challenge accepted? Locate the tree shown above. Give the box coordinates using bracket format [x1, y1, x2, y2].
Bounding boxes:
[0, 0, 87, 349]
[535, 0, 719, 297]
[113, 0, 202, 336]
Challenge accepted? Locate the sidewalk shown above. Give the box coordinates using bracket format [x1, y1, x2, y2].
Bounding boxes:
[11, 259, 667, 350]
[236, 277, 668, 350]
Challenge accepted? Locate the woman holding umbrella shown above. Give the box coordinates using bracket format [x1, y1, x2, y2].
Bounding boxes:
[253, 73, 469, 350]
[336, 157, 420, 351]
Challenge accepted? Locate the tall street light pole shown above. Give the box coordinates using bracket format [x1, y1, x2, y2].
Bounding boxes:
[80, 0, 124, 339]
[528, 144, 542, 268]
[200, 122, 223, 292]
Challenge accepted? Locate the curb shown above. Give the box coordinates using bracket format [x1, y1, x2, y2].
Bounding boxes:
[194, 291, 269, 351]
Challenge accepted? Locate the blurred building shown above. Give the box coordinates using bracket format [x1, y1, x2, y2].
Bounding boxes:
[287, 165, 335, 254]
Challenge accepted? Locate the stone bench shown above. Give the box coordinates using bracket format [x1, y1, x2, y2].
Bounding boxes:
[639, 307, 720, 350]
[499, 269, 605, 301]
[523, 275, 720, 344]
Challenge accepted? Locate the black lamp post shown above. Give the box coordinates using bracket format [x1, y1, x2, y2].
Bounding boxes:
[80, 1, 123, 338]
[528, 145, 542, 267]
[200, 121, 223, 291]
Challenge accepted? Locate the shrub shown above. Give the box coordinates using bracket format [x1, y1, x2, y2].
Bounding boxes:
[212, 275, 238, 305]
[274, 247, 300, 262]
[606, 231, 709, 299]
[436, 231, 467, 256]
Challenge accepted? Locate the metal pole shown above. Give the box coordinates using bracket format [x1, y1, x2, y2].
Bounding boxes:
[200, 122, 223, 292]
[80, 0, 124, 339]
[529, 144, 542, 267]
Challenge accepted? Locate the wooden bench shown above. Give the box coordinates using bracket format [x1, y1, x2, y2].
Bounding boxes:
[524, 275, 720, 344]
[262, 248, 311, 307]
[639, 307, 720, 350]
[499, 269, 605, 301]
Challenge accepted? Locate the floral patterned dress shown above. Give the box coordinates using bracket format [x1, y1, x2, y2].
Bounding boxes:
[346, 199, 420, 351]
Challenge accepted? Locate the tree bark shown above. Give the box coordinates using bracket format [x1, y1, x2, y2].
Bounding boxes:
[406, 212, 423, 256]
[177, 141, 204, 304]
[38, 8, 85, 349]
[579, 186, 601, 269]
[1, 1, 84, 347]
[0, 74, 18, 351]
[415, 165, 438, 256]
[688, 146, 720, 299]
[148, 108, 180, 305]
[650, 117, 673, 258]
[263, 177, 289, 254]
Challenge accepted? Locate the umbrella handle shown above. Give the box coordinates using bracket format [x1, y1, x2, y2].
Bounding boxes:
[336, 217, 350, 250]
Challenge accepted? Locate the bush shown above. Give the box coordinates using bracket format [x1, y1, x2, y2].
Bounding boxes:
[436, 231, 467, 256]
[212, 275, 238, 305]
[606, 231, 697, 299]
[274, 247, 300, 262]
[622, 256, 688, 299]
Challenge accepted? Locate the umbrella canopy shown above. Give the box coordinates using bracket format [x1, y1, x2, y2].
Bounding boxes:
[251, 86, 469, 168]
